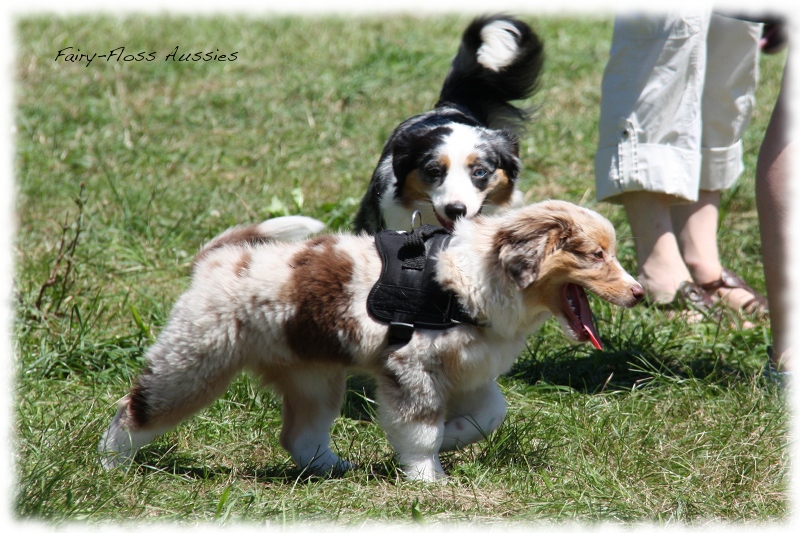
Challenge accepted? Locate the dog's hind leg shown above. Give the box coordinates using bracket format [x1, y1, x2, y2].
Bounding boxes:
[99, 329, 243, 470]
[440, 380, 507, 452]
[271, 365, 351, 475]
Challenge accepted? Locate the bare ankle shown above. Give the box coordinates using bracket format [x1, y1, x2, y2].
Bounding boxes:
[685, 262, 722, 286]
[638, 260, 693, 304]
[637, 272, 691, 304]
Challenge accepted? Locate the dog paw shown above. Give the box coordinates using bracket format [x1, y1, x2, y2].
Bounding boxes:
[330, 459, 354, 475]
[403, 469, 449, 483]
[296, 450, 354, 476]
[97, 447, 134, 471]
[400, 458, 448, 482]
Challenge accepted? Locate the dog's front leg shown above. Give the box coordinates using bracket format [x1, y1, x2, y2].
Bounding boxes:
[383, 412, 446, 482]
[440, 380, 508, 452]
[375, 360, 448, 482]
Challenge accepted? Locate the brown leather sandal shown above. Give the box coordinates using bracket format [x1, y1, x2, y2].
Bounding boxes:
[699, 268, 769, 317]
[650, 280, 722, 322]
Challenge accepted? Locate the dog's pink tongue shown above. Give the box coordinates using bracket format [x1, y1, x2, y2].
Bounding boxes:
[584, 324, 603, 351]
[574, 284, 603, 351]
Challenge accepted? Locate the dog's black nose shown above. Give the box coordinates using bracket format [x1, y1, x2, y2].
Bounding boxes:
[444, 203, 467, 221]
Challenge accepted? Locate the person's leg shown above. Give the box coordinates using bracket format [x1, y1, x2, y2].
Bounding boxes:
[595, 14, 710, 306]
[756, 58, 793, 371]
[670, 190, 762, 312]
[681, 14, 765, 313]
[621, 191, 692, 304]
[670, 190, 721, 286]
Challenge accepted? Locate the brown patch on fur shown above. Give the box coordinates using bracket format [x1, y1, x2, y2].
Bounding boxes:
[128, 368, 153, 428]
[194, 224, 274, 268]
[306, 235, 332, 249]
[485, 169, 515, 207]
[521, 272, 561, 311]
[250, 294, 263, 307]
[130, 364, 241, 431]
[592, 228, 613, 255]
[492, 209, 573, 289]
[234, 251, 252, 277]
[400, 169, 431, 207]
[281, 236, 360, 363]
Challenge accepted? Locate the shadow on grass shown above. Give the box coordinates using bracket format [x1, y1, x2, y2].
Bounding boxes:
[506, 300, 776, 393]
[133, 448, 293, 483]
[134, 446, 399, 485]
[342, 374, 379, 422]
[510, 339, 754, 394]
[134, 450, 334, 484]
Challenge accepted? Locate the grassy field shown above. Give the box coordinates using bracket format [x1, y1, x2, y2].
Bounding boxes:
[13, 14, 789, 526]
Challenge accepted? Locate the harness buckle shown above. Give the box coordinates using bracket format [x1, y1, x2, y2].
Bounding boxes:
[410, 210, 423, 231]
[387, 321, 415, 345]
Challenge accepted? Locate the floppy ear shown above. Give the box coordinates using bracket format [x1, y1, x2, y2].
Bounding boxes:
[495, 214, 571, 289]
[391, 126, 451, 181]
[391, 134, 419, 181]
[494, 129, 521, 182]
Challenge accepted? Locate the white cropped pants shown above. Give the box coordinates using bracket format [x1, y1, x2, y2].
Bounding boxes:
[594, 12, 762, 204]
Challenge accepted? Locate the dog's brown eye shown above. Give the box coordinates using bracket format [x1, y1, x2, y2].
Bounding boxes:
[425, 165, 443, 179]
[593, 250, 604, 260]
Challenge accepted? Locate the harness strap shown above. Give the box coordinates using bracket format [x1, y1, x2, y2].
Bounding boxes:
[399, 226, 426, 270]
[367, 224, 481, 346]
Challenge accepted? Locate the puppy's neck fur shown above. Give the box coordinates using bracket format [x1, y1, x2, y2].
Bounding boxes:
[435, 215, 550, 338]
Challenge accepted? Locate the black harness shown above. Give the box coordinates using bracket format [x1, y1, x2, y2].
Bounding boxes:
[367, 224, 481, 345]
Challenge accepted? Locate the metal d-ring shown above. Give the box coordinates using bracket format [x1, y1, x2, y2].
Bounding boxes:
[410, 210, 423, 230]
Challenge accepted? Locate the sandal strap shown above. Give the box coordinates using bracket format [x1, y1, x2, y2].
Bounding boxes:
[676, 281, 716, 307]
[648, 281, 728, 322]
[699, 268, 748, 292]
[699, 268, 769, 314]
[651, 281, 716, 311]
[741, 296, 767, 315]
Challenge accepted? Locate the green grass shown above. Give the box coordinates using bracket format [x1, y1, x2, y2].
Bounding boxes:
[13, 14, 789, 526]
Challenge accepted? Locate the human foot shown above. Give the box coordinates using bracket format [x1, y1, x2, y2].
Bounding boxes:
[697, 268, 768, 317]
[647, 280, 719, 323]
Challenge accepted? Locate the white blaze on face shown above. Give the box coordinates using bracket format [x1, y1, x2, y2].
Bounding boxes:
[431, 123, 486, 223]
[477, 20, 521, 72]
[584, 206, 641, 289]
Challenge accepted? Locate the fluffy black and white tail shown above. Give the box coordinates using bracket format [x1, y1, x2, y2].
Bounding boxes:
[438, 15, 544, 130]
